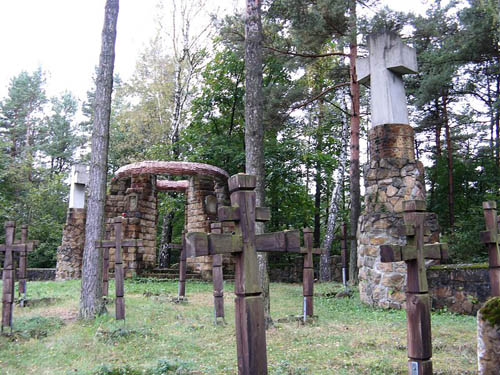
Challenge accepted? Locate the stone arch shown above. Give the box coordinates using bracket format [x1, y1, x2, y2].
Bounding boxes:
[104, 161, 231, 279]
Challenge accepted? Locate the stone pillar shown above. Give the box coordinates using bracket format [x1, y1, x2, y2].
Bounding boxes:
[185, 175, 217, 280]
[358, 124, 439, 309]
[105, 174, 157, 277]
[56, 165, 88, 280]
[477, 297, 500, 374]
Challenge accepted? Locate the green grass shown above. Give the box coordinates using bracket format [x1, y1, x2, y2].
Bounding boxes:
[0, 279, 477, 374]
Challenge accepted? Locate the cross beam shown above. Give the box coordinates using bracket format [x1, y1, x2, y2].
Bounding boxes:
[96, 217, 142, 320]
[357, 32, 418, 127]
[0, 225, 38, 307]
[300, 228, 321, 320]
[480, 201, 500, 296]
[184, 174, 268, 375]
[380, 200, 448, 375]
[0, 222, 38, 332]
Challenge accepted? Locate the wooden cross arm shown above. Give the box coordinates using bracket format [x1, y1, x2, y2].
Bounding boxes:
[381, 243, 449, 262]
[424, 243, 449, 261]
[481, 230, 498, 244]
[300, 247, 323, 255]
[185, 232, 243, 258]
[95, 239, 144, 248]
[256, 230, 301, 253]
[332, 235, 356, 241]
[0, 243, 33, 253]
[218, 206, 271, 222]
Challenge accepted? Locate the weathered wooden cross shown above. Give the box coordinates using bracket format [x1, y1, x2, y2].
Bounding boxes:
[380, 200, 448, 375]
[210, 222, 225, 323]
[97, 217, 142, 320]
[178, 232, 187, 299]
[185, 174, 301, 375]
[15, 225, 38, 306]
[480, 201, 500, 297]
[0, 222, 37, 332]
[301, 228, 321, 320]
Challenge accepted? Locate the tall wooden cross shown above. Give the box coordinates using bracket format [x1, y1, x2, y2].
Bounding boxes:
[301, 228, 321, 320]
[0, 222, 36, 332]
[185, 174, 301, 375]
[96, 217, 142, 320]
[380, 200, 448, 375]
[210, 222, 225, 323]
[480, 201, 500, 297]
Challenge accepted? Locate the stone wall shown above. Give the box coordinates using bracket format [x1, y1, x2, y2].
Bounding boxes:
[428, 263, 490, 315]
[268, 255, 342, 283]
[56, 208, 86, 280]
[105, 174, 158, 277]
[0, 268, 56, 281]
[358, 124, 440, 309]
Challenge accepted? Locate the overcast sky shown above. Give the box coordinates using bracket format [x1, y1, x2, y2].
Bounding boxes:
[0, 0, 429, 102]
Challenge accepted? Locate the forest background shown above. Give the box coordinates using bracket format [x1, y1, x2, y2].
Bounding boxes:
[0, 0, 498, 277]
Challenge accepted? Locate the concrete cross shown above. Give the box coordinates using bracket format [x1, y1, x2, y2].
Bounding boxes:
[69, 164, 88, 209]
[0, 222, 37, 332]
[96, 217, 142, 320]
[480, 201, 500, 296]
[185, 174, 301, 375]
[380, 200, 448, 375]
[357, 32, 418, 127]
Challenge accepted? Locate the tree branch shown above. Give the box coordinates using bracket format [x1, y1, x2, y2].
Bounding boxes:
[290, 83, 350, 111]
[264, 45, 347, 58]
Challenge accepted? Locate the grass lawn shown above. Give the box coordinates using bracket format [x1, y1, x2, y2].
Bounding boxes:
[0, 279, 477, 374]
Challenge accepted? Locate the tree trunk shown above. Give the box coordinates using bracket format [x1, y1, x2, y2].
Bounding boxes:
[245, 0, 271, 327]
[348, 0, 360, 286]
[443, 94, 454, 228]
[79, 0, 119, 320]
[320, 118, 349, 282]
[313, 106, 324, 248]
[159, 209, 175, 268]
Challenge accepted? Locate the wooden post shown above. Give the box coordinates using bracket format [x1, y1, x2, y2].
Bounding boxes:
[96, 217, 141, 321]
[229, 175, 267, 375]
[102, 242, 110, 298]
[18, 225, 28, 306]
[1, 222, 15, 333]
[302, 228, 317, 321]
[113, 217, 125, 320]
[178, 231, 187, 299]
[380, 200, 448, 375]
[211, 222, 225, 323]
[481, 201, 500, 297]
[340, 222, 349, 287]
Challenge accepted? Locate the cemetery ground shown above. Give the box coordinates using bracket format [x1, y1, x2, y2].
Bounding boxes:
[0, 279, 476, 375]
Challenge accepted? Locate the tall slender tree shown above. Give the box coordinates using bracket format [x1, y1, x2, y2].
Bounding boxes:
[245, 0, 272, 326]
[79, 0, 119, 319]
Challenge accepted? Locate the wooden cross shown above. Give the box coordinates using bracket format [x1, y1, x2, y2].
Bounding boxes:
[301, 228, 321, 320]
[185, 174, 301, 375]
[480, 201, 500, 297]
[210, 222, 225, 323]
[96, 217, 142, 320]
[178, 232, 187, 299]
[0, 222, 36, 332]
[379, 200, 448, 375]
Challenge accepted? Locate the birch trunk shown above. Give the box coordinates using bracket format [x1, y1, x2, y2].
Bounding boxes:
[79, 0, 119, 320]
[320, 119, 349, 281]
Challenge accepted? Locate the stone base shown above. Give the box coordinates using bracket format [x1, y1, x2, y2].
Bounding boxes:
[56, 208, 86, 280]
[477, 298, 500, 374]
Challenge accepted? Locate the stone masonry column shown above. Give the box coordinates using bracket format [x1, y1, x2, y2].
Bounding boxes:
[357, 33, 439, 309]
[56, 165, 88, 280]
[105, 174, 157, 277]
[186, 175, 217, 280]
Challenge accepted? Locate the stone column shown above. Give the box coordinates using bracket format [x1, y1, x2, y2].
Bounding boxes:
[105, 174, 157, 277]
[56, 165, 88, 280]
[477, 297, 500, 374]
[185, 175, 217, 280]
[358, 125, 439, 309]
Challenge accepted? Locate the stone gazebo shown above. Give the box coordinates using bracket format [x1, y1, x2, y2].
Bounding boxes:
[56, 161, 231, 280]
